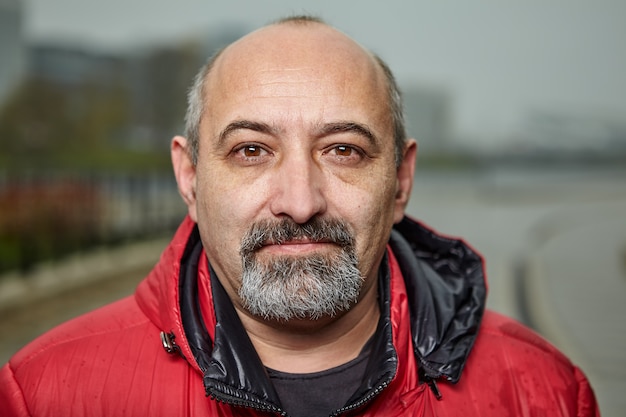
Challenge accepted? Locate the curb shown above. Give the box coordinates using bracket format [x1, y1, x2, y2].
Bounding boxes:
[515, 252, 592, 373]
[0, 238, 169, 315]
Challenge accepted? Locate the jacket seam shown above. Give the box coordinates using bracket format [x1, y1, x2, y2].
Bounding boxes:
[12, 318, 151, 371]
[5, 362, 33, 416]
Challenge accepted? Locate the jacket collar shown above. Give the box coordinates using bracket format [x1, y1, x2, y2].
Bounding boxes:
[135, 216, 199, 366]
[390, 217, 486, 382]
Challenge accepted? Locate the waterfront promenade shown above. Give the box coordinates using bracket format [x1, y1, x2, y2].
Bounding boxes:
[1, 166, 624, 416]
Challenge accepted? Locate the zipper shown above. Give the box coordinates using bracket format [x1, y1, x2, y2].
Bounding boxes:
[206, 375, 392, 417]
[417, 356, 444, 401]
[206, 386, 288, 416]
[330, 380, 391, 416]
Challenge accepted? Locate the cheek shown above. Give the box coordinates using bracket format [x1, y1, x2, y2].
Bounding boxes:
[197, 166, 266, 222]
[336, 164, 397, 218]
[195, 167, 277, 254]
[332, 171, 397, 257]
[195, 192, 263, 300]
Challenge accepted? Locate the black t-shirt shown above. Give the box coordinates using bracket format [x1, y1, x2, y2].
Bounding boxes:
[266, 342, 372, 417]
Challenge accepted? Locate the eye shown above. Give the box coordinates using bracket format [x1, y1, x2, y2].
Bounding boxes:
[242, 145, 262, 157]
[231, 143, 271, 165]
[324, 144, 365, 165]
[334, 145, 353, 157]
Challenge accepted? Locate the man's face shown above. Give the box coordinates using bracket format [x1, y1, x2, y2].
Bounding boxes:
[176, 24, 415, 322]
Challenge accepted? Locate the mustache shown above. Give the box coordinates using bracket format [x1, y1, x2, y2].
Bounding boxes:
[240, 217, 355, 255]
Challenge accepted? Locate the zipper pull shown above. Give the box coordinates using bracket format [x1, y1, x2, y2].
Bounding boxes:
[426, 378, 443, 400]
[160, 331, 182, 356]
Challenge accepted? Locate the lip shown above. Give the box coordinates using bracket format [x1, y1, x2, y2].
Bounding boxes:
[258, 239, 335, 255]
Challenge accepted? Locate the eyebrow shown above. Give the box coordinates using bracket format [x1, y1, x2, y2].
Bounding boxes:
[316, 122, 378, 146]
[217, 120, 277, 146]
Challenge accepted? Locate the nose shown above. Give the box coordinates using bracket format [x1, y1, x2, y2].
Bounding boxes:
[268, 152, 326, 224]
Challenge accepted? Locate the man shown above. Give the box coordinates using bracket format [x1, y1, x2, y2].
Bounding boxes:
[0, 16, 598, 416]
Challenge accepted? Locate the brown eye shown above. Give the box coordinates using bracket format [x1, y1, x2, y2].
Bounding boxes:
[243, 145, 261, 157]
[334, 145, 353, 156]
[324, 144, 365, 166]
[231, 143, 271, 165]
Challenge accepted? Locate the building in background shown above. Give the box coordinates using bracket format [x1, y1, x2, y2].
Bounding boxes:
[0, 0, 25, 107]
[21, 27, 244, 152]
[28, 43, 126, 87]
[518, 109, 626, 154]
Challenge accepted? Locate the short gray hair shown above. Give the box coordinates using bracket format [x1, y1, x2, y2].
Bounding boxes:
[183, 17, 407, 167]
[183, 47, 223, 165]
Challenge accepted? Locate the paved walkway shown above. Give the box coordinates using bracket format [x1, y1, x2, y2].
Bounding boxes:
[405, 169, 626, 417]
[519, 201, 626, 417]
[0, 238, 168, 363]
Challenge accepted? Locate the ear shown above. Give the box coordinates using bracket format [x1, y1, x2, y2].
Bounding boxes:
[393, 139, 417, 224]
[171, 135, 198, 223]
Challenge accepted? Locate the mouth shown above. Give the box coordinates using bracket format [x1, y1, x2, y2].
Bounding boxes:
[258, 237, 337, 255]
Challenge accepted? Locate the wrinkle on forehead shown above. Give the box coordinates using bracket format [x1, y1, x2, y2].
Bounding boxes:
[253, 68, 325, 94]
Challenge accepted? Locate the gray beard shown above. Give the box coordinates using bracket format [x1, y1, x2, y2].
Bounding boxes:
[238, 218, 363, 321]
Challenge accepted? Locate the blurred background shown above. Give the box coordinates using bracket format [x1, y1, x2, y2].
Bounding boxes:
[0, 1, 625, 415]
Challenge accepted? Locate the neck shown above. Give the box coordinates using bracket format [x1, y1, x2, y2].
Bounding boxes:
[237, 282, 380, 374]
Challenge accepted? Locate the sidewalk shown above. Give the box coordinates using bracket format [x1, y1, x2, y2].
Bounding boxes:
[518, 202, 626, 417]
[0, 238, 169, 363]
[0, 238, 168, 315]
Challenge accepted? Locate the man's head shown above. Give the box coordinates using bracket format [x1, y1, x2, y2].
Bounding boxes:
[172, 16, 417, 323]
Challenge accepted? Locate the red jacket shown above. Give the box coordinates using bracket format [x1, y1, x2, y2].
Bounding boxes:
[0, 216, 599, 416]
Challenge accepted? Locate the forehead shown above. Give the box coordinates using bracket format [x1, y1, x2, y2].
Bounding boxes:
[202, 23, 391, 133]
[212, 23, 383, 81]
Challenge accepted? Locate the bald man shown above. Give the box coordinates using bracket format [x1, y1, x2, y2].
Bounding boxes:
[0, 16, 598, 417]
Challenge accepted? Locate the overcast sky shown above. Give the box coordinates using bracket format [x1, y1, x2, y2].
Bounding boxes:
[22, 0, 626, 145]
